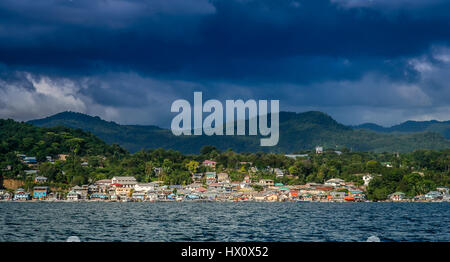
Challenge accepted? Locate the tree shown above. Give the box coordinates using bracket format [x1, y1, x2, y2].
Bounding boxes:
[288, 166, 299, 176]
[200, 145, 219, 155]
[185, 160, 199, 174]
[144, 161, 154, 182]
[366, 160, 381, 174]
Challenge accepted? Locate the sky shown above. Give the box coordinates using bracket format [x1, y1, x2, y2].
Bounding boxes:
[1, 0, 450, 127]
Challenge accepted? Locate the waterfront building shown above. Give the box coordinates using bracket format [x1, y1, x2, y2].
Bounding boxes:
[131, 192, 146, 201]
[329, 191, 345, 201]
[90, 193, 109, 201]
[425, 191, 442, 200]
[266, 194, 278, 202]
[33, 186, 49, 200]
[389, 192, 406, 201]
[67, 190, 80, 201]
[72, 185, 88, 199]
[14, 188, 30, 201]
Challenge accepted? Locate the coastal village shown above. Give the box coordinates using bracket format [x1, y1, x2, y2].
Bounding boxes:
[1, 147, 449, 203]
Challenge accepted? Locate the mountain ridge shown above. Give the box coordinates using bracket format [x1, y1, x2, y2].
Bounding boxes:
[354, 119, 450, 139]
[26, 111, 450, 153]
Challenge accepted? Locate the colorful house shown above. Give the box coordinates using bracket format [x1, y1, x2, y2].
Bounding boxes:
[33, 186, 49, 200]
[202, 160, 217, 168]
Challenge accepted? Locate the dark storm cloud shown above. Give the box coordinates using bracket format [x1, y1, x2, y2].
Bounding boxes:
[0, 0, 450, 126]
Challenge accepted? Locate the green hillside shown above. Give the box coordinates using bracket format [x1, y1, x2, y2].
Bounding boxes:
[0, 119, 118, 161]
[27, 111, 450, 153]
[354, 120, 450, 139]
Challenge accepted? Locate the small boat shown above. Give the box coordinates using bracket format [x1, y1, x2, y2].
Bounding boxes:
[344, 196, 355, 202]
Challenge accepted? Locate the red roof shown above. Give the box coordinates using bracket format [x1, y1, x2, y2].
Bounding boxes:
[203, 160, 217, 164]
[196, 187, 207, 192]
[111, 183, 122, 187]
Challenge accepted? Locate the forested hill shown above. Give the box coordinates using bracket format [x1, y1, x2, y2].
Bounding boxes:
[27, 111, 450, 154]
[354, 120, 450, 139]
[0, 119, 120, 161]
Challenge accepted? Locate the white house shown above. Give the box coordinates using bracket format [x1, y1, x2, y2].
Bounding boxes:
[363, 174, 373, 186]
[315, 146, 323, 154]
[111, 176, 137, 188]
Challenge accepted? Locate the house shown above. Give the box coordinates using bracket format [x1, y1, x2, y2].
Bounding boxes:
[115, 186, 133, 198]
[147, 192, 158, 201]
[205, 172, 217, 183]
[273, 168, 284, 178]
[381, 162, 393, 168]
[14, 188, 30, 201]
[67, 190, 80, 201]
[266, 194, 278, 202]
[363, 174, 373, 186]
[33, 186, 49, 200]
[258, 179, 274, 187]
[425, 191, 442, 200]
[134, 183, 156, 192]
[72, 185, 88, 199]
[325, 178, 345, 187]
[192, 173, 203, 181]
[186, 183, 203, 191]
[34, 176, 48, 183]
[24, 170, 38, 176]
[389, 192, 406, 201]
[289, 190, 299, 199]
[153, 167, 163, 177]
[329, 191, 345, 201]
[1, 191, 12, 200]
[315, 186, 334, 192]
[132, 192, 146, 201]
[57, 154, 69, 161]
[88, 184, 99, 194]
[196, 187, 208, 193]
[436, 187, 449, 194]
[208, 182, 222, 189]
[90, 193, 109, 201]
[46, 156, 53, 162]
[23, 157, 37, 164]
[315, 146, 323, 154]
[254, 193, 266, 201]
[169, 185, 183, 190]
[95, 179, 112, 193]
[217, 173, 229, 182]
[202, 160, 217, 168]
[111, 176, 137, 188]
[81, 161, 89, 167]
